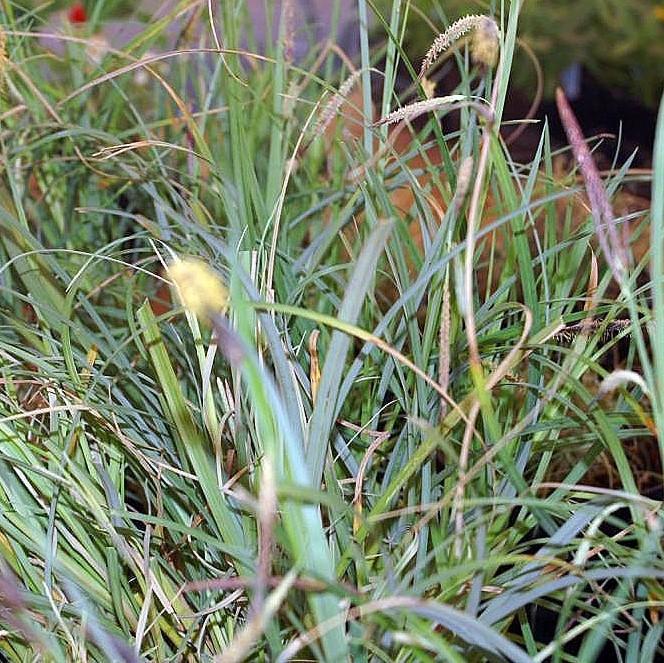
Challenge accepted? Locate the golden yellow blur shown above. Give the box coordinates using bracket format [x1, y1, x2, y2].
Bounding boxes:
[167, 258, 229, 317]
[471, 16, 500, 68]
[420, 76, 437, 100]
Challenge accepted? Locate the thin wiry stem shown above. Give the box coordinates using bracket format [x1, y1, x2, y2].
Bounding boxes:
[281, 0, 295, 64]
[439, 156, 473, 421]
[453, 297, 534, 558]
[0, 28, 8, 97]
[353, 430, 391, 534]
[462, 61, 501, 375]
[253, 459, 277, 615]
[453, 402, 480, 558]
[438, 281, 452, 420]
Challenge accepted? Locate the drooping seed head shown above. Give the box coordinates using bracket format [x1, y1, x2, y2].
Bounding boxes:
[419, 14, 500, 79]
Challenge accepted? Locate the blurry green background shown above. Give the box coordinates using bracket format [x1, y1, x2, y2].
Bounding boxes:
[18, 1, 664, 106]
[380, 0, 664, 107]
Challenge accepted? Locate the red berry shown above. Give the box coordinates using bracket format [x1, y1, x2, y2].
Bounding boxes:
[68, 3, 87, 24]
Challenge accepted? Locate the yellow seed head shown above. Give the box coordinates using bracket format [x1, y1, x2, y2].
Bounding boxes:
[471, 16, 500, 68]
[167, 258, 228, 317]
[420, 76, 437, 100]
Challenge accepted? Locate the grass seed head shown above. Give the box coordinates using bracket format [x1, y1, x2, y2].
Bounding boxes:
[419, 14, 499, 78]
[168, 258, 228, 317]
[313, 68, 363, 137]
[471, 16, 500, 68]
[373, 94, 468, 127]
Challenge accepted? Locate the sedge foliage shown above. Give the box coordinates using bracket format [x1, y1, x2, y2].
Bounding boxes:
[0, 1, 662, 661]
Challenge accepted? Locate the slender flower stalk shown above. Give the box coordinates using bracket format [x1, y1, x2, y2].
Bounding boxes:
[454, 56, 503, 557]
[0, 29, 8, 97]
[281, 0, 295, 64]
[440, 157, 473, 421]
[555, 87, 629, 284]
[312, 68, 363, 137]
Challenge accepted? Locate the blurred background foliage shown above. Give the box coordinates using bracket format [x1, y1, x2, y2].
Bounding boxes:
[19, 1, 664, 107]
[379, 0, 664, 107]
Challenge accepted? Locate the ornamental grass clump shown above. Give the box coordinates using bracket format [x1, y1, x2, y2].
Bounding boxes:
[1, 2, 663, 661]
